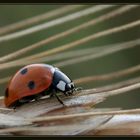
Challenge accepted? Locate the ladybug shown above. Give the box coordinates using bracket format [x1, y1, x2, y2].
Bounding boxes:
[4, 63, 77, 108]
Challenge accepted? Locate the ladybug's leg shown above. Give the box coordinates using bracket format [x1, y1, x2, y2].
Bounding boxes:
[34, 94, 42, 101]
[13, 106, 17, 111]
[49, 88, 65, 106]
[19, 98, 30, 104]
[49, 88, 57, 98]
[49, 92, 55, 98]
[12, 101, 20, 111]
[68, 91, 73, 96]
[54, 93, 65, 106]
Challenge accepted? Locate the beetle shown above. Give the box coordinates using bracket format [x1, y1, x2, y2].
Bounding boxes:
[4, 63, 80, 109]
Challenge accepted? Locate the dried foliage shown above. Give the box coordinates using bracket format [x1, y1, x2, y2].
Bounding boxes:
[0, 80, 140, 135]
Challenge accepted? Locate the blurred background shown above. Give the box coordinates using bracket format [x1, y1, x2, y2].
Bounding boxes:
[0, 5, 139, 109]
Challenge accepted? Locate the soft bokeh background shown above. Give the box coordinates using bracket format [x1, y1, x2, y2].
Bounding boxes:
[0, 5, 140, 109]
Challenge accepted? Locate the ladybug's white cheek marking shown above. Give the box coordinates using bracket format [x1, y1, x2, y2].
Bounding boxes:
[56, 81, 66, 91]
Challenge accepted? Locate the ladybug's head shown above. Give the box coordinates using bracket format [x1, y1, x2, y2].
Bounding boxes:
[52, 68, 75, 94]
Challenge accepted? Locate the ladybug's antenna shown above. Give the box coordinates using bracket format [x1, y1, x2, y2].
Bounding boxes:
[74, 87, 83, 92]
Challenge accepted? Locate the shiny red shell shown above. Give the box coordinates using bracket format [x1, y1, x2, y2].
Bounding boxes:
[4, 64, 55, 107]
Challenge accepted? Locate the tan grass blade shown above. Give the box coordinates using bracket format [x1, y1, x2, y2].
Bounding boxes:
[0, 5, 83, 35]
[1, 80, 140, 118]
[55, 38, 140, 67]
[93, 115, 140, 135]
[0, 80, 139, 135]
[81, 77, 140, 95]
[21, 19, 140, 61]
[0, 5, 114, 43]
[0, 38, 139, 86]
[0, 5, 135, 63]
[74, 64, 140, 84]
[0, 113, 31, 127]
[0, 115, 113, 135]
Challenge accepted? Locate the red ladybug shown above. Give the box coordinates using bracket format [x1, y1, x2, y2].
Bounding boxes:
[4, 64, 76, 108]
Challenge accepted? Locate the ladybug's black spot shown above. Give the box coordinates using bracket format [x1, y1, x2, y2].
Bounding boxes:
[5, 88, 9, 97]
[28, 81, 35, 90]
[20, 68, 28, 75]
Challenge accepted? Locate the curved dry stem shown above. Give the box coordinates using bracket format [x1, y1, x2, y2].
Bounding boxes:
[92, 81, 140, 97]
[0, 47, 101, 84]
[0, 76, 139, 132]
[28, 47, 102, 62]
[31, 108, 140, 123]
[29, 81, 140, 123]
[74, 64, 140, 84]
[21, 15, 140, 61]
[0, 38, 140, 85]
[0, 96, 4, 100]
[0, 5, 83, 35]
[0, 44, 111, 72]
[0, 5, 114, 43]
[1, 76, 139, 102]
[0, 112, 139, 135]
[0, 77, 10, 85]
[0, 5, 136, 63]
[54, 38, 140, 67]
[0, 76, 140, 102]
[79, 76, 140, 95]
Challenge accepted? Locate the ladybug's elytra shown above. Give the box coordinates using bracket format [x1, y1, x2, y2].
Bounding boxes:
[4, 63, 76, 108]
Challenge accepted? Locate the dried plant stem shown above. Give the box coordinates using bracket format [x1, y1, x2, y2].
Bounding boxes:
[0, 77, 10, 85]
[79, 76, 140, 95]
[12, 47, 102, 66]
[29, 81, 140, 123]
[0, 5, 135, 63]
[93, 81, 140, 97]
[22, 17, 140, 61]
[54, 38, 140, 67]
[0, 109, 140, 135]
[0, 80, 139, 133]
[0, 108, 13, 111]
[0, 39, 104, 64]
[0, 96, 4, 100]
[1, 74, 140, 99]
[0, 47, 102, 73]
[31, 108, 140, 123]
[0, 5, 83, 36]
[0, 76, 140, 102]
[0, 38, 140, 85]
[0, 5, 113, 43]
[27, 47, 102, 63]
[74, 64, 140, 84]
[0, 16, 140, 73]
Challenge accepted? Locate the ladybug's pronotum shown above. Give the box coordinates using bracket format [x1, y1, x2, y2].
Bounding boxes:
[4, 64, 79, 108]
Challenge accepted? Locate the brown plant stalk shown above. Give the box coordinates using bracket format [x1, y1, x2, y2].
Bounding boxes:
[0, 5, 135, 63]
[0, 5, 113, 43]
[0, 5, 83, 35]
